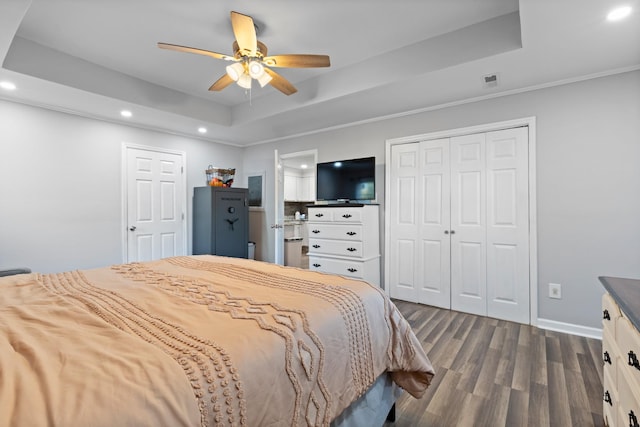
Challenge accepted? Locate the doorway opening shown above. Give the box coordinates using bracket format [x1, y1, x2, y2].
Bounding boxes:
[275, 149, 317, 267]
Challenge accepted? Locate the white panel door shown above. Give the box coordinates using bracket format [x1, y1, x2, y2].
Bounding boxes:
[388, 143, 420, 302]
[450, 133, 487, 316]
[389, 139, 451, 308]
[417, 139, 451, 308]
[485, 127, 530, 323]
[273, 150, 284, 265]
[126, 147, 185, 262]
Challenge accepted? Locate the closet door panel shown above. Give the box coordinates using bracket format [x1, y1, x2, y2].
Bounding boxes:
[389, 143, 420, 302]
[418, 139, 451, 308]
[450, 133, 487, 315]
[486, 127, 529, 323]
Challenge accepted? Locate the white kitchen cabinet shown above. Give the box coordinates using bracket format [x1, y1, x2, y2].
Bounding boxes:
[284, 171, 298, 201]
[284, 169, 316, 201]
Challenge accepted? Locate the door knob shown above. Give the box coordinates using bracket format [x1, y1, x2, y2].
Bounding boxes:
[444, 230, 449, 234]
[129, 226, 137, 231]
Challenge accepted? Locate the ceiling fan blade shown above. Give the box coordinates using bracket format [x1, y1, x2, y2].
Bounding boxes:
[209, 74, 235, 91]
[263, 54, 330, 68]
[264, 68, 297, 95]
[157, 42, 235, 61]
[230, 11, 257, 56]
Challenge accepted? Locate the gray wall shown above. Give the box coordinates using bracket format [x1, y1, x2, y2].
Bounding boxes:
[242, 70, 640, 329]
[0, 100, 243, 273]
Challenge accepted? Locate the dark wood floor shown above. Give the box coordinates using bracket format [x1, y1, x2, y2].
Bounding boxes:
[385, 300, 604, 427]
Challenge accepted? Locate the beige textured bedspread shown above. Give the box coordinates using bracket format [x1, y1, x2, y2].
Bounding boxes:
[0, 255, 433, 426]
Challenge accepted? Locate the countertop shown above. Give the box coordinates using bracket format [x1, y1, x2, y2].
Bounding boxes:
[284, 219, 307, 225]
[599, 276, 640, 332]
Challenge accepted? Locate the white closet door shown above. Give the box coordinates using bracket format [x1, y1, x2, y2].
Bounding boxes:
[485, 127, 530, 323]
[417, 139, 451, 308]
[387, 126, 530, 324]
[388, 143, 420, 302]
[450, 133, 487, 316]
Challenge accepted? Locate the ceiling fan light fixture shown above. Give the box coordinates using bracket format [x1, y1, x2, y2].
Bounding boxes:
[237, 73, 252, 89]
[256, 72, 273, 88]
[248, 60, 265, 78]
[226, 62, 245, 81]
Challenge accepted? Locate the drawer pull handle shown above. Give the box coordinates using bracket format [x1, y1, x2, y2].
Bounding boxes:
[312, 230, 320, 234]
[603, 309, 611, 320]
[312, 244, 321, 249]
[604, 351, 612, 365]
[347, 268, 358, 273]
[347, 247, 357, 252]
[346, 231, 357, 236]
[604, 391, 612, 406]
[313, 263, 321, 268]
[342, 214, 352, 218]
[630, 410, 639, 427]
[629, 351, 640, 370]
[315, 213, 324, 217]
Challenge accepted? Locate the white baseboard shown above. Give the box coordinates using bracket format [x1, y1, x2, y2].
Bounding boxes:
[537, 318, 602, 340]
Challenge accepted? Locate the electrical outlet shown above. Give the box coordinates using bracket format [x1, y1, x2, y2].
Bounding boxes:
[549, 283, 562, 299]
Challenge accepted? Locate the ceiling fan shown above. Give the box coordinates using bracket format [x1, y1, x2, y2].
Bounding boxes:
[158, 11, 331, 96]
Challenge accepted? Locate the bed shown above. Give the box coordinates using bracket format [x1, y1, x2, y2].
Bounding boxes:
[0, 255, 434, 426]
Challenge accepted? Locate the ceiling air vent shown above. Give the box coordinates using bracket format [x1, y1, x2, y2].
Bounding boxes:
[482, 73, 499, 89]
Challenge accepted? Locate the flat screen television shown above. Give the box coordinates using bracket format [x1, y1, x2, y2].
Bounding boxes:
[316, 156, 375, 202]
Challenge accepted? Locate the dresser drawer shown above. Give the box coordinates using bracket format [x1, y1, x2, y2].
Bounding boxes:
[308, 207, 335, 222]
[603, 292, 621, 336]
[603, 327, 618, 390]
[330, 208, 362, 222]
[617, 370, 640, 427]
[308, 239, 363, 258]
[617, 316, 640, 395]
[307, 223, 362, 241]
[308, 256, 365, 279]
[604, 367, 618, 427]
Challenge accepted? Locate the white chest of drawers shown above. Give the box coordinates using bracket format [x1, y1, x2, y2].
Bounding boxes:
[307, 205, 380, 286]
[600, 276, 640, 427]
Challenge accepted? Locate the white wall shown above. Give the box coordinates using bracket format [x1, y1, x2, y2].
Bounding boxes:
[242, 70, 640, 329]
[0, 101, 243, 273]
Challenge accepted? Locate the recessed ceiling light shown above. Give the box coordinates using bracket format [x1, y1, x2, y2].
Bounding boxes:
[120, 110, 132, 118]
[607, 6, 632, 21]
[0, 81, 16, 90]
[198, 127, 207, 134]
[300, 164, 308, 169]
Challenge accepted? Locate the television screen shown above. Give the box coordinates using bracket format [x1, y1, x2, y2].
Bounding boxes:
[316, 156, 375, 201]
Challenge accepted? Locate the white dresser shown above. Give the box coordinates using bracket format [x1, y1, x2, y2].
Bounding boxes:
[600, 276, 640, 427]
[307, 204, 380, 286]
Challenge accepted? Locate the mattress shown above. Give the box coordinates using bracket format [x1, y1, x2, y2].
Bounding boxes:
[0, 255, 433, 426]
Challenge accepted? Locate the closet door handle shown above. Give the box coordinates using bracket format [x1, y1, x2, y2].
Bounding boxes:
[450, 230, 456, 234]
[444, 230, 449, 235]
